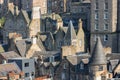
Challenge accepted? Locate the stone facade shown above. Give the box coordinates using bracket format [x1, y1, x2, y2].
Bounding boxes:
[38, 20, 85, 53]
[29, 6, 41, 37]
[21, 0, 47, 14]
[41, 13, 63, 33]
[70, 0, 90, 13]
[90, 0, 118, 54]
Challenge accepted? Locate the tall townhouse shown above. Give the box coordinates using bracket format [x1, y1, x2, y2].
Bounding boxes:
[90, 0, 118, 54]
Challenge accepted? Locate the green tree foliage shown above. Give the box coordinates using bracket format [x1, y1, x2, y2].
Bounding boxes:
[0, 17, 5, 29]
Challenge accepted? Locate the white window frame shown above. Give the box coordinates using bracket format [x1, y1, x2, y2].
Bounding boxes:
[49, 56, 54, 62]
[104, 2, 108, 10]
[95, 23, 99, 30]
[95, 13, 98, 20]
[95, 2, 98, 10]
[104, 12, 108, 19]
[104, 24, 108, 30]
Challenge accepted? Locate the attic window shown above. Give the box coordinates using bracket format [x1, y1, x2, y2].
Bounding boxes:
[49, 56, 54, 62]
[99, 66, 103, 71]
[80, 63, 84, 69]
[24, 63, 29, 67]
[25, 73, 29, 77]
[63, 64, 66, 69]
[61, 72, 66, 80]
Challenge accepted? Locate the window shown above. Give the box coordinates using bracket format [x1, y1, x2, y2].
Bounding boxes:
[104, 35, 108, 41]
[59, 41, 62, 46]
[27, 2, 29, 9]
[104, 2, 108, 10]
[61, 72, 65, 80]
[50, 68, 54, 77]
[104, 12, 108, 19]
[24, 63, 29, 67]
[94, 35, 97, 41]
[60, 2, 63, 7]
[95, 2, 98, 10]
[95, 23, 99, 30]
[104, 24, 108, 30]
[101, 76, 106, 80]
[99, 66, 103, 71]
[31, 72, 34, 76]
[25, 73, 29, 77]
[80, 63, 84, 69]
[95, 13, 98, 20]
[79, 40, 82, 47]
[63, 64, 66, 69]
[49, 56, 54, 62]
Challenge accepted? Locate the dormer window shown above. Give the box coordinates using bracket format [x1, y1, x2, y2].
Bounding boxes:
[59, 41, 62, 46]
[63, 64, 66, 69]
[80, 63, 84, 69]
[61, 72, 65, 80]
[49, 56, 54, 62]
[99, 66, 103, 71]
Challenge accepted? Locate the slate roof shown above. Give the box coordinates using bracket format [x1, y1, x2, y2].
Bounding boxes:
[16, 39, 32, 57]
[39, 32, 54, 42]
[9, 6, 19, 16]
[0, 63, 21, 77]
[33, 51, 60, 57]
[18, 10, 30, 24]
[67, 54, 90, 65]
[37, 37, 46, 51]
[43, 62, 60, 68]
[64, 20, 77, 41]
[33, 51, 60, 62]
[41, 13, 62, 20]
[106, 53, 120, 60]
[62, 27, 68, 33]
[0, 51, 21, 59]
[90, 37, 107, 65]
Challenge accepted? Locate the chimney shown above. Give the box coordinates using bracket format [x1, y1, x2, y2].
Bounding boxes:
[32, 37, 37, 44]
[32, 7, 41, 19]
[52, 13, 55, 20]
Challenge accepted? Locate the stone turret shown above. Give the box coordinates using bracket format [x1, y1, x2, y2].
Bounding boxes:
[89, 37, 107, 80]
[90, 37, 107, 65]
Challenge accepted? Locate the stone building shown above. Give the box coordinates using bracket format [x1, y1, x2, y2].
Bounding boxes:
[2, 4, 30, 44]
[90, 0, 118, 54]
[21, 0, 47, 14]
[29, 6, 41, 37]
[70, 0, 91, 13]
[89, 37, 110, 80]
[40, 13, 63, 33]
[37, 20, 86, 52]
